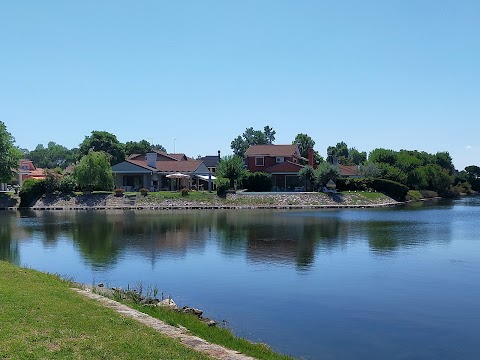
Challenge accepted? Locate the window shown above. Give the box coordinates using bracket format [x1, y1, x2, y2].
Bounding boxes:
[276, 157, 284, 163]
[255, 157, 264, 166]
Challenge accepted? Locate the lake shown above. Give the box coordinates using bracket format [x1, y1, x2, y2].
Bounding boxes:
[1, 197, 479, 359]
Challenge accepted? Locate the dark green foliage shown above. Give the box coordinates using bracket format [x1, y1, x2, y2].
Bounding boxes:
[298, 166, 316, 191]
[79, 131, 126, 165]
[0, 121, 21, 183]
[230, 126, 276, 157]
[125, 140, 166, 156]
[216, 155, 247, 189]
[336, 178, 372, 192]
[43, 169, 62, 194]
[369, 148, 398, 165]
[372, 179, 409, 201]
[242, 172, 272, 192]
[216, 178, 230, 197]
[19, 178, 46, 207]
[315, 162, 340, 190]
[59, 175, 77, 193]
[26, 142, 77, 169]
[73, 151, 114, 191]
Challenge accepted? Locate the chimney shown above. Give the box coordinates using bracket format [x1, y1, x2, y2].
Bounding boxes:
[308, 148, 314, 167]
[146, 152, 157, 168]
[218, 150, 221, 161]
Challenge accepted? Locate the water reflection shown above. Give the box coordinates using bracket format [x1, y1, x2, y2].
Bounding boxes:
[0, 213, 19, 265]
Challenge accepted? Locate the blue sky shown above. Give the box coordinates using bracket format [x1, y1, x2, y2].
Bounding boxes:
[1, 1, 478, 169]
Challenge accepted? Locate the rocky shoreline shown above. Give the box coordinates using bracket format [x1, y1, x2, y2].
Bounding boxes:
[1, 192, 402, 210]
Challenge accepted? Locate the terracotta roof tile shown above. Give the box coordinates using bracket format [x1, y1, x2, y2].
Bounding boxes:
[244, 144, 299, 157]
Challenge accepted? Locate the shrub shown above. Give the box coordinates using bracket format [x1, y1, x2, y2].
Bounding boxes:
[216, 177, 230, 197]
[242, 172, 272, 192]
[59, 174, 77, 193]
[139, 188, 149, 196]
[114, 188, 125, 196]
[19, 178, 46, 207]
[44, 169, 62, 194]
[371, 178, 409, 201]
[181, 188, 189, 196]
[419, 190, 439, 199]
[336, 178, 372, 192]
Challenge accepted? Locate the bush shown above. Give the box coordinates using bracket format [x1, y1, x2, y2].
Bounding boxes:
[181, 188, 189, 196]
[419, 190, 439, 199]
[371, 178, 409, 201]
[114, 188, 125, 196]
[242, 172, 272, 192]
[19, 178, 46, 207]
[336, 178, 372, 192]
[139, 188, 149, 196]
[44, 170, 62, 194]
[216, 177, 230, 197]
[59, 175, 77, 193]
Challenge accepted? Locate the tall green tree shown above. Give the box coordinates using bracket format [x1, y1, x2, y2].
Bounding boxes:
[230, 126, 276, 157]
[348, 148, 367, 165]
[79, 131, 125, 165]
[216, 155, 247, 189]
[315, 162, 340, 189]
[292, 133, 323, 166]
[27, 142, 76, 169]
[0, 121, 21, 183]
[298, 165, 316, 191]
[124, 140, 167, 156]
[73, 151, 114, 191]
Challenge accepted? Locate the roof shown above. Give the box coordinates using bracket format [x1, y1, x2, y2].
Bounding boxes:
[265, 161, 304, 174]
[244, 144, 300, 157]
[201, 155, 220, 168]
[338, 164, 361, 177]
[126, 159, 204, 173]
[168, 153, 190, 161]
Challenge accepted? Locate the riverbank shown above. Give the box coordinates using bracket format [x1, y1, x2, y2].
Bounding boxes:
[0, 261, 292, 360]
[1, 191, 401, 210]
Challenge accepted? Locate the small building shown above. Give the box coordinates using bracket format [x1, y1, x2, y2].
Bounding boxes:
[18, 159, 45, 186]
[112, 150, 211, 191]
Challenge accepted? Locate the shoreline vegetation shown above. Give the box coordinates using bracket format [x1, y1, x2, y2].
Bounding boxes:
[0, 190, 406, 210]
[0, 260, 293, 360]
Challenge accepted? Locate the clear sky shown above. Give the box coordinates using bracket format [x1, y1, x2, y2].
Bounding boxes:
[1, 1, 479, 170]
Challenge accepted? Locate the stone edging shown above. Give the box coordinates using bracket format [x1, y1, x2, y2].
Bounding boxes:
[72, 288, 257, 360]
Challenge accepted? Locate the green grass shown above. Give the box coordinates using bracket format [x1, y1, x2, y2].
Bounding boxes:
[113, 295, 295, 360]
[0, 261, 211, 359]
[407, 190, 423, 200]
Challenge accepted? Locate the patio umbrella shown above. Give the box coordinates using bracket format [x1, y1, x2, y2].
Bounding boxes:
[166, 173, 190, 190]
[166, 173, 191, 179]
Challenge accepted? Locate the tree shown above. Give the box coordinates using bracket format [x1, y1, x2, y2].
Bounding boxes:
[230, 126, 276, 157]
[216, 155, 247, 189]
[360, 161, 380, 179]
[73, 151, 114, 191]
[465, 165, 480, 179]
[293, 133, 324, 166]
[348, 148, 367, 165]
[0, 121, 21, 183]
[368, 148, 398, 165]
[27, 142, 76, 169]
[79, 131, 125, 165]
[315, 162, 340, 190]
[298, 165, 316, 191]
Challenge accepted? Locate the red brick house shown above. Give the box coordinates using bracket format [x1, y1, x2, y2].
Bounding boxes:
[244, 145, 314, 191]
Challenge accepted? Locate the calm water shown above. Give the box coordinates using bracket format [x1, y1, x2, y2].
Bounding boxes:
[1, 197, 480, 359]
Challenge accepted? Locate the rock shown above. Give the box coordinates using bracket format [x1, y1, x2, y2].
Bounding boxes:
[182, 306, 203, 317]
[203, 319, 217, 327]
[157, 298, 178, 310]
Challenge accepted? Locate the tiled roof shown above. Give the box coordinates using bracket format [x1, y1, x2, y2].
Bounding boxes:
[338, 164, 360, 177]
[201, 155, 220, 168]
[127, 160, 203, 173]
[244, 144, 299, 157]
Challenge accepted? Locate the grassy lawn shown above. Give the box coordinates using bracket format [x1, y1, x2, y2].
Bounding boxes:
[0, 261, 210, 359]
